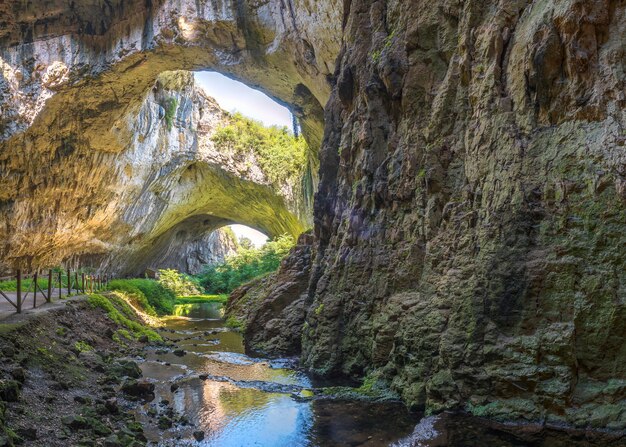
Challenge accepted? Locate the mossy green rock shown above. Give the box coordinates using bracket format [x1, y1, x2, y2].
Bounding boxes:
[298, 0, 626, 432]
[109, 361, 142, 380]
[62, 415, 90, 431]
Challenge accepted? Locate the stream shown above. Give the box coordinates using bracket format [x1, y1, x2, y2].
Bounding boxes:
[133, 303, 624, 447]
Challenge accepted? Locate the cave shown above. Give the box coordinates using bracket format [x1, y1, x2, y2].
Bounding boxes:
[0, 0, 625, 445]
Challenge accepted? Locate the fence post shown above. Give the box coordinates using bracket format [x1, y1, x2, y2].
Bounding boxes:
[75, 272, 79, 294]
[16, 270, 22, 314]
[81, 273, 85, 293]
[67, 268, 71, 296]
[47, 270, 53, 303]
[58, 270, 62, 300]
[33, 272, 38, 309]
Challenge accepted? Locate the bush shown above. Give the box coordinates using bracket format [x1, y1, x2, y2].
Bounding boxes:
[157, 269, 200, 297]
[195, 234, 295, 294]
[107, 279, 175, 316]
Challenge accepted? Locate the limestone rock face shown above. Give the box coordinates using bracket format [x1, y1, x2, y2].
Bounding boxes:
[0, 0, 340, 271]
[301, 0, 626, 429]
[227, 232, 314, 356]
[0, 70, 305, 274]
[141, 225, 238, 276]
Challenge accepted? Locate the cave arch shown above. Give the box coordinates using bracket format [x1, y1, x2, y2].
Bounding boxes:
[106, 216, 272, 277]
[0, 0, 340, 271]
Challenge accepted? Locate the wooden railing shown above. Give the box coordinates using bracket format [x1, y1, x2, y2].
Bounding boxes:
[0, 269, 110, 314]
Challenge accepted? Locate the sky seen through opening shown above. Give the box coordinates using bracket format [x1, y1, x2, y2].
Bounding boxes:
[194, 71, 290, 247]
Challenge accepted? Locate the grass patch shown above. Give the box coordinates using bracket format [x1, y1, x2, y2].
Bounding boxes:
[175, 295, 228, 305]
[107, 279, 175, 315]
[87, 294, 161, 342]
[0, 277, 50, 292]
[0, 323, 24, 335]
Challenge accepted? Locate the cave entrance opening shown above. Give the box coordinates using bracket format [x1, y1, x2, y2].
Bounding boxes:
[111, 70, 308, 278]
[194, 71, 298, 133]
[0, 2, 334, 274]
[229, 224, 269, 249]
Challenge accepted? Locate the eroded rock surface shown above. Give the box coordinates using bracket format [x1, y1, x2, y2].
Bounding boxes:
[227, 232, 314, 356]
[302, 0, 626, 429]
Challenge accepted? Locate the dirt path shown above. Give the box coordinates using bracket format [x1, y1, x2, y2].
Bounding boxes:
[0, 289, 85, 322]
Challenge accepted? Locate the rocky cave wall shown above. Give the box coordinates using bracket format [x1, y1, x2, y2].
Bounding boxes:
[134, 215, 239, 276]
[301, 0, 626, 429]
[1, 0, 626, 431]
[226, 0, 626, 430]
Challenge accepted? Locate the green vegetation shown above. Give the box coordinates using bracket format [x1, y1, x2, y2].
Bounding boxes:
[225, 315, 245, 331]
[0, 268, 95, 292]
[314, 303, 325, 316]
[176, 295, 228, 305]
[195, 234, 295, 294]
[0, 277, 52, 292]
[157, 269, 200, 296]
[87, 294, 161, 342]
[164, 97, 178, 131]
[107, 279, 175, 315]
[370, 29, 396, 63]
[321, 375, 399, 402]
[371, 49, 382, 63]
[74, 341, 94, 353]
[212, 113, 308, 186]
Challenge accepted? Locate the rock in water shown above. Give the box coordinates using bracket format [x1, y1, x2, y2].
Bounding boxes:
[121, 380, 155, 399]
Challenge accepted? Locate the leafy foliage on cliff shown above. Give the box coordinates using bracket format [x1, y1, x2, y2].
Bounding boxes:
[212, 113, 308, 186]
[196, 234, 295, 294]
[163, 98, 178, 131]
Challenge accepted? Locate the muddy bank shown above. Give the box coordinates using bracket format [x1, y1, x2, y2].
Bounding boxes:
[0, 296, 160, 447]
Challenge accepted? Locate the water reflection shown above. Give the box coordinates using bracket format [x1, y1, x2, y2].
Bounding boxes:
[137, 303, 419, 446]
[138, 304, 617, 447]
[196, 382, 312, 447]
[172, 302, 224, 319]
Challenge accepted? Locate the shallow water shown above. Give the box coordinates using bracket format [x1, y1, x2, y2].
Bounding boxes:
[136, 303, 625, 447]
